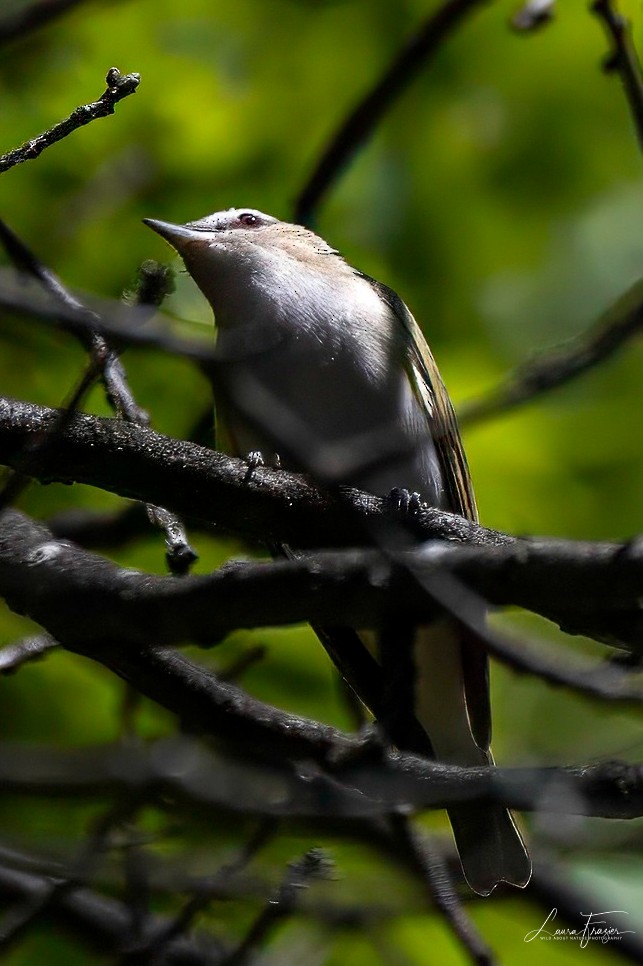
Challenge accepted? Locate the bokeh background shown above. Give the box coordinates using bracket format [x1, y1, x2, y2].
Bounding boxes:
[1, 0, 643, 962]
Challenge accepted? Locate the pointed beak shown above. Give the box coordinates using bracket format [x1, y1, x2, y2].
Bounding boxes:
[143, 218, 201, 250]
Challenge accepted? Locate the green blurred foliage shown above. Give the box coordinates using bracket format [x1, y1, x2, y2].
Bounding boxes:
[1, 0, 643, 961]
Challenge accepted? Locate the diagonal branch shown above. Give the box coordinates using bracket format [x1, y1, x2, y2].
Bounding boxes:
[389, 815, 494, 966]
[0, 266, 214, 362]
[0, 223, 194, 572]
[0, 68, 140, 173]
[459, 277, 643, 425]
[593, 0, 643, 155]
[294, 0, 488, 224]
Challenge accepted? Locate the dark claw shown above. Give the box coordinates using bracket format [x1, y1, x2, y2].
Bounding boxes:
[388, 487, 422, 517]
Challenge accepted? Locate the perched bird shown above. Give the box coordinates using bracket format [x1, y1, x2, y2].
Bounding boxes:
[144, 208, 531, 895]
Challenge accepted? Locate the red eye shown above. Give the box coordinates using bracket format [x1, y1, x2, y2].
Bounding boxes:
[239, 212, 258, 226]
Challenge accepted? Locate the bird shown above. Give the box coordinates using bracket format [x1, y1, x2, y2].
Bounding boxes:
[144, 207, 531, 895]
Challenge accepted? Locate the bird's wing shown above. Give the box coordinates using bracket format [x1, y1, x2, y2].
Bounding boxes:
[362, 276, 489, 750]
[363, 275, 477, 520]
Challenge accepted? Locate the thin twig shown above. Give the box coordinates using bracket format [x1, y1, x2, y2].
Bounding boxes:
[125, 820, 277, 963]
[0, 800, 139, 953]
[593, 0, 643, 155]
[222, 849, 333, 966]
[463, 0, 643, 425]
[0, 266, 215, 362]
[218, 646, 269, 683]
[0, 68, 140, 173]
[389, 815, 495, 966]
[459, 278, 643, 425]
[0, 219, 148, 411]
[294, 0, 488, 224]
[0, 221, 195, 572]
[0, 343, 107, 513]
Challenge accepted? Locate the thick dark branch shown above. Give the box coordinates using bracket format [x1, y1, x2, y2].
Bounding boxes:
[459, 278, 643, 425]
[0, 397, 497, 548]
[2, 407, 643, 649]
[294, 0, 488, 224]
[0, 739, 641, 821]
[2, 508, 643, 710]
[0, 508, 462, 649]
[0, 68, 139, 173]
[0, 514, 356, 760]
[1, 521, 641, 822]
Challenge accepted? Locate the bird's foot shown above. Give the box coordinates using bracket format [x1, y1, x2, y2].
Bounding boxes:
[243, 450, 281, 482]
[388, 487, 422, 517]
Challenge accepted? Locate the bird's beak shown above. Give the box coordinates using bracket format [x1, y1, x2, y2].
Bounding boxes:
[143, 218, 200, 250]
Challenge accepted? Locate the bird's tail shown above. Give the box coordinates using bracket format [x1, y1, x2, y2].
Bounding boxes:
[413, 621, 531, 895]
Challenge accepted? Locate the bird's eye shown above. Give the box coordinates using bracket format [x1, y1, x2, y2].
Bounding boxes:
[238, 212, 258, 226]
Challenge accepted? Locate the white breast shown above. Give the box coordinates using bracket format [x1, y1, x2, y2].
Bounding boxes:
[204, 237, 445, 502]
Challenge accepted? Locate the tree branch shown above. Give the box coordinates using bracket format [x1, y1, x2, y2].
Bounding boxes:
[2, 410, 643, 651]
[4, 504, 643, 710]
[389, 815, 494, 966]
[0, 222, 194, 572]
[0, 856, 222, 964]
[0, 396, 500, 548]
[459, 277, 643, 425]
[221, 850, 331, 966]
[0, 68, 140, 173]
[0, 266, 214, 362]
[294, 0, 489, 224]
[593, 0, 643, 155]
[0, 738, 641, 822]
